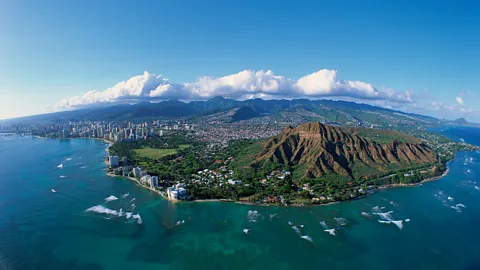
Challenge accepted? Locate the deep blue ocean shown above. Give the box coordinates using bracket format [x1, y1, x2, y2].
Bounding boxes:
[0, 127, 480, 270]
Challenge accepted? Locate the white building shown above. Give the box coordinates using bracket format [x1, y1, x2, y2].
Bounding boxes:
[167, 187, 179, 200]
[178, 187, 186, 197]
[140, 175, 151, 185]
[150, 176, 158, 188]
[175, 183, 185, 190]
[133, 167, 142, 178]
[228, 179, 242, 185]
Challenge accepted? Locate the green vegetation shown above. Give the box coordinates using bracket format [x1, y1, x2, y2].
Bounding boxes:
[134, 147, 179, 159]
[312, 108, 349, 122]
[342, 127, 421, 144]
[133, 144, 191, 160]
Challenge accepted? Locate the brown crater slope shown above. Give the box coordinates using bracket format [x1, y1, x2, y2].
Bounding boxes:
[253, 122, 438, 179]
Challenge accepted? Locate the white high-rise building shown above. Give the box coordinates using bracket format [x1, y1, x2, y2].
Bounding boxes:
[150, 176, 158, 188]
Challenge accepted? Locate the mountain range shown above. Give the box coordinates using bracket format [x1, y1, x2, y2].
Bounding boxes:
[2, 96, 451, 127]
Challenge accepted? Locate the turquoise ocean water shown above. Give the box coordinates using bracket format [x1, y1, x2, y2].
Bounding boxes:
[0, 127, 480, 270]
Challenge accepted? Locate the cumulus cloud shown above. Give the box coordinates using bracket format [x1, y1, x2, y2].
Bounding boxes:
[52, 69, 415, 110]
[456, 96, 464, 105]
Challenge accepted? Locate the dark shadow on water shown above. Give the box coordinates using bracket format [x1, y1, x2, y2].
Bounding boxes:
[464, 262, 480, 270]
[125, 240, 173, 265]
[1, 245, 103, 270]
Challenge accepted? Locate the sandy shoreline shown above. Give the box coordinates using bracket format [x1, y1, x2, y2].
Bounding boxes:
[190, 163, 453, 207]
[378, 164, 451, 190]
[106, 173, 178, 202]
[107, 163, 454, 207]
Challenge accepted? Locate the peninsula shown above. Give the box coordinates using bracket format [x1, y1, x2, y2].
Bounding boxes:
[106, 122, 478, 205]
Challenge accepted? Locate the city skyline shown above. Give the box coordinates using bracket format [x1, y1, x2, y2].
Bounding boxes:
[1, 1, 479, 121]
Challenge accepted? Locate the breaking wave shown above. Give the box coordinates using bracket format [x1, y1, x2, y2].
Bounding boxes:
[319, 221, 328, 229]
[335, 217, 347, 226]
[176, 220, 185, 226]
[378, 220, 403, 230]
[105, 195, 118, 202]
[291, 226, 301, 235]
[361, 212, 372, 219]
[132, 213, 142, 224]
[373, 211, 393, 221]
[392, 220, 403, 230]
[324, 229, 336, 236]
[300, 235, 313, 242]
[435, 190, 467, 212]
[85, 205, 118, 215]
[247, 210, 260, 223]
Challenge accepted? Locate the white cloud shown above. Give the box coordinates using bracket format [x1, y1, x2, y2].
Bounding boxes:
[183, 70, 293, 98]
[52, 69, 415, 110]
[401, 100, 477, 121]
[456, 96, 464, 105]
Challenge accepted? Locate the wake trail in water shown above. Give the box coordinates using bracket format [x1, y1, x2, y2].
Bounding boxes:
[300, 235, 313, 242]
[319, 221, 328, 229]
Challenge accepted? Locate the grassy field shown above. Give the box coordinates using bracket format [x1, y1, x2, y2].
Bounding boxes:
[178, 144, 191, 150]
[134, 144, 192, 160]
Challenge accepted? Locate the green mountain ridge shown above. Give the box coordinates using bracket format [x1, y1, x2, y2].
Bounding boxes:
[1, 97, 444, 128]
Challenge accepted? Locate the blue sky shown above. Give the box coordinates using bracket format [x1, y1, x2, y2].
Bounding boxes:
[1, 0, 479, 121]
